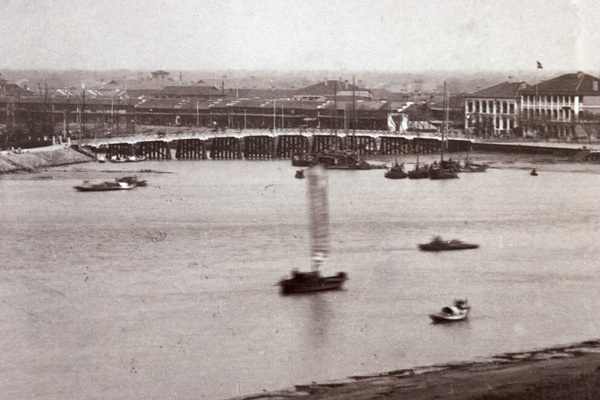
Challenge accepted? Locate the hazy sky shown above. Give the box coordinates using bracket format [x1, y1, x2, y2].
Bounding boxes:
[0, 0, 598, 72]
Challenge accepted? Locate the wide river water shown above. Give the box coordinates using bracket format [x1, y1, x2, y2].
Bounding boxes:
[1, 158, 599, 399]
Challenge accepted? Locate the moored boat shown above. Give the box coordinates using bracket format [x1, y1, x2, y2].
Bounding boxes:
[295, 169, 305, 179]
[418, 236, 479, 251]
[408, 165, 430, 179]
[116, 176, 147, 187]
[74, 180, 137, 192]
[429, 299, 470, 323]
[462, 160, 489, 172]
[384, 160, 408, 179]
[429, 82, 459, 180]
[291, 153, 316, 167]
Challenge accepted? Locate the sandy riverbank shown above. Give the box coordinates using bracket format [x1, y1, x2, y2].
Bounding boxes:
[232, 340, 600, 400]
[0, 146, 92, 173]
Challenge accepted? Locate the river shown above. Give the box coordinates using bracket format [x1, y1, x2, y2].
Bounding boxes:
[1, 158, 599, 399]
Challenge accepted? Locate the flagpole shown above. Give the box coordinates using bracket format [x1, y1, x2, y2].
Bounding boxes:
[535, 61, 542, 137]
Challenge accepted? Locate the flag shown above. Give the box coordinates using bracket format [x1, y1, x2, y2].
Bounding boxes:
[537, 61, 543, 69]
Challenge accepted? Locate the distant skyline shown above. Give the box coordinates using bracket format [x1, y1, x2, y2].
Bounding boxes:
[1, 0, 598, 73]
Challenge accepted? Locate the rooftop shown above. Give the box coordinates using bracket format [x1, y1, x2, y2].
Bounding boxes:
[521, 72, 600, 95]
[465, 82, 528, 99]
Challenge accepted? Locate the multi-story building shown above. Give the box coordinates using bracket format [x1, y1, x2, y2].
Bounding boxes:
[464, 82, 527, 137]
[519, 71, 600, 140]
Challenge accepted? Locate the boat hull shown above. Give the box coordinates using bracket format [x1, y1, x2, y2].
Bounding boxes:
[429, 313, 468, 323]
[74, 185, 135, 192]
[408, 169, 429, 179]
[418, 243, 479, 251]
[384, 171, 408, 179]
[279, 272, 347, 294]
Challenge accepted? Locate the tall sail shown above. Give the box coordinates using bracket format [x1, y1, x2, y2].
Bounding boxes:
[308, 165, 329, 271]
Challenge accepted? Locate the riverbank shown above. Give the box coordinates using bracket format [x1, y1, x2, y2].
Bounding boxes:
[232, 340, 600, 400]
[0, 145, 92, 173]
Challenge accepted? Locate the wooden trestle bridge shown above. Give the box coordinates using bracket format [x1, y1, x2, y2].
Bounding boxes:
[83, 131, 473, 161]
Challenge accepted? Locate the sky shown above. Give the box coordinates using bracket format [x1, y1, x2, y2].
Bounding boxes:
[0, 0, 598, 72]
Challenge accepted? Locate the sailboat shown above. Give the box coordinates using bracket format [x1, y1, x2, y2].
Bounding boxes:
[278, 165, 348, 294]
[408, 132, 430, 179]
[429, 81, 459, 180]
[461, 143, 489, 172]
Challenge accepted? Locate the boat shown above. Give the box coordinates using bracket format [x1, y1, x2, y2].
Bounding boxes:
[291, 152, 316, 167]
[295, 170, 305, 179]
[408, 133, 430, 179]
[74, 180, 137, 192]
[418, 236, 479, 251]
[530, 168, 538, 176]
[317, 148, 385, 170]
[116, 176, 147, 187]
[429, 299, 470, 323]
[384, 159, 408, 179]
[462, 160, 489, 172]
[429, 82, 459, 180]
[279, 165, 348, 294]
[127, 154, 147, 162]
[429, 163, 458, 180]
[461, 145, 489, 172]
[109, 154, 128, 163]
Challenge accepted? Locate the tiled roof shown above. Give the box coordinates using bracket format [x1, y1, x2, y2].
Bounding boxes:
[320, 100, 390, 111]
[465, 82, 528, 99]
[160, 86, 222, 96]
[520, 72, 600, 95]
[233, 88, 296, 99]
[135, 99, 183, 109]
[294, 80, 362, 96]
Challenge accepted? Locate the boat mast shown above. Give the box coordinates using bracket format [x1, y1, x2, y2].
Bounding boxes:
[308, 165, 329, 271]
[441, 81, 447, 163]
[415, 131, 420, 168]
[352, 75, 356, 136]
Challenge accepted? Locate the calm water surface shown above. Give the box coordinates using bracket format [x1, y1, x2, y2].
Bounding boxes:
[1, 159, 599, 399]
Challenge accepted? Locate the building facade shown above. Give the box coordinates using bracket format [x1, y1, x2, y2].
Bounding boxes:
[519, 71, 600, 140]
[464, 82, 527, 137]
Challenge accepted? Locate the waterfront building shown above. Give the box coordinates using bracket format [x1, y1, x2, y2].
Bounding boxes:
[151, 70, 170, 80]
[519, 71, 600, 140]
[464, 82, 527, 137]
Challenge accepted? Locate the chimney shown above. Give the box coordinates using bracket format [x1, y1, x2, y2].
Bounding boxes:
[577, 71, 584, 80]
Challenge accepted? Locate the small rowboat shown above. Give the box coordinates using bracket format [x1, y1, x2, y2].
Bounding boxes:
[429, 299, 470, 323]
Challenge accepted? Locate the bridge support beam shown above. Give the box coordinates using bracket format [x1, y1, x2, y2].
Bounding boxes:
[311, 135, 344, 153]
[347, 135, 379, 156]
[276, 135, 308, 158]
[380, 136, 410, 155]
[210, 137, 242, 159]
[176, 138, 206, 160]
[138, 141, 172, 160]
[244, 135, 275, 159]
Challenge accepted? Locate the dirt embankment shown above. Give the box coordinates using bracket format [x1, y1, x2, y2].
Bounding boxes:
[0, 147, 92, 173]
[233, 341, 600, 400]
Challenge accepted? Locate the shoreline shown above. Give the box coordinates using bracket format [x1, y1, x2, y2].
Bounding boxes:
[232, 339, 600, 400]
[0, 145, 92, 174]
[2, 144, 600, 176]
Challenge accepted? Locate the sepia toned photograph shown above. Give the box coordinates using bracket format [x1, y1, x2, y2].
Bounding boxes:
[1, 1, 600, 399]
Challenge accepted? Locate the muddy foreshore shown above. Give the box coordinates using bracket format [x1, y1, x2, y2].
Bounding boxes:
[0, 146, 92, 174]
[231, 340, 600, 400]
